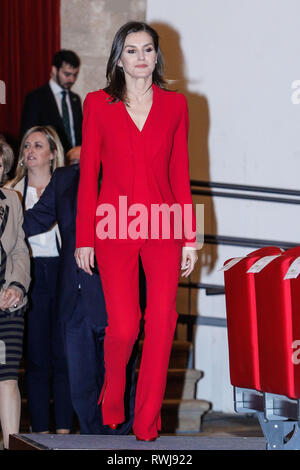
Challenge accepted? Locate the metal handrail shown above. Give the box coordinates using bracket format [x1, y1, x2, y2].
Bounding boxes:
[191, 180, 300, 197]
[179, 179, 300, 344]
[204, 234, 298, 250]
[191, 188, 300, 205]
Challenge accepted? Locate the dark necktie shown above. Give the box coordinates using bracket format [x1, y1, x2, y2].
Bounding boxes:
[61, 90, 72, 145]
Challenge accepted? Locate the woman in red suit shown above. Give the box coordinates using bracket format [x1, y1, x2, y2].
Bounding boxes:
[75, 21, 198, 441]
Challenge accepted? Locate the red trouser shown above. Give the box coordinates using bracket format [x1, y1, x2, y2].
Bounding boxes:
[95, 239, 182, 439]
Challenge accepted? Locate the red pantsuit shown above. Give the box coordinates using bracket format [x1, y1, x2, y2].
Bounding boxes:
[96, 240, 181, 438]
[76, 84, 196, 439]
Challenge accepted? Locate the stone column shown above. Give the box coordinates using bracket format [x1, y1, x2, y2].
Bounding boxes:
[60, 0, 146, 100]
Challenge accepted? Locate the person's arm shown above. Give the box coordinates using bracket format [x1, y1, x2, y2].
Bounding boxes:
[76, 93, 103, 247]
[169, 94, 197, 249]
[23, 170, 58, 238]
[1, 193, 31, 309]
[75, 93, 102, 275]
[66, 146, 81, 164]
[168, 94, 198, 276]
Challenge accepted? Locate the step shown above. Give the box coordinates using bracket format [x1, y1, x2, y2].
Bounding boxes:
[165, 369, 203, 400]
[21, 398, 211, 434]
[138, 340, 192, 369]
[169, 341, 193, 369]
[135, 368, 203, 400]
[19, 365, 200, 401]
[161, 399, 211, 433]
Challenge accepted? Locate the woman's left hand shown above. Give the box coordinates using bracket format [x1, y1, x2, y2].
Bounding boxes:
[0, 287, 23, 310]
[181, 248, 198, 277]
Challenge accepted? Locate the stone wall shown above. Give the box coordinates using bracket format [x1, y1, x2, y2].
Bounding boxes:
[60, 0, 146, 101]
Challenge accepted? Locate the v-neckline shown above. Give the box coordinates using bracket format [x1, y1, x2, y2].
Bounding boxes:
[123, 84, 155, 134]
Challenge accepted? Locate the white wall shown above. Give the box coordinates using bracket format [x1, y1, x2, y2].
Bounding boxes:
[147, 0, 300, 411]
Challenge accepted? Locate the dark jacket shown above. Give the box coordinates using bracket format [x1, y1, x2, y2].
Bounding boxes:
[20, 83, 83, 153]
[22, 164, 106, 324]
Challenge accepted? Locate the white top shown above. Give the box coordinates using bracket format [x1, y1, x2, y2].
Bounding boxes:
[49, 79, 76, 147]
[26, 186, 59, 258]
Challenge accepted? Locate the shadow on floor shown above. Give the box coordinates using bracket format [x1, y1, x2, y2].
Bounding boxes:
[200, 411, 263, 437]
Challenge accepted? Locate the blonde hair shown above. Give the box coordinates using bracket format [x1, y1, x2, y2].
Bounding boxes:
[0, 141, 14, 185]
[10, 126, 65, 187]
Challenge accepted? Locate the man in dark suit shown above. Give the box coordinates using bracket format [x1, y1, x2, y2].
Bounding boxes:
[22, 164, 137, 435]
[20, 50, 83, 155]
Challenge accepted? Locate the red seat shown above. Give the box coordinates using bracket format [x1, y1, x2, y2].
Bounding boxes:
[288, 248, 300, 398]
[224, 247, 283, 391]
[255, 246, 300, 399]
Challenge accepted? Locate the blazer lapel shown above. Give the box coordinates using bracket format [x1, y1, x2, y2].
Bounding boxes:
[143, 85, 167, 164]
[0, 189, 6, 201]
[0, 190, 9, 239]
[0, 199, 8, 287]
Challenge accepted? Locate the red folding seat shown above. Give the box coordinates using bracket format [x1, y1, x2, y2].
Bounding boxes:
[255, 246, 300, 399]
[224, 247, 283, 391]
[287, 248, 300, 398]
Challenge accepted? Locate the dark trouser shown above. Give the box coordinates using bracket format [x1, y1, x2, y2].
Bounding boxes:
[26, 257, 74, 432]
[64, 271, 137, 435]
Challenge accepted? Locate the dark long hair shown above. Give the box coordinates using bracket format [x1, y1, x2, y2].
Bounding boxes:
[53, 49, 81, 69]
[104, 21, 167, 103]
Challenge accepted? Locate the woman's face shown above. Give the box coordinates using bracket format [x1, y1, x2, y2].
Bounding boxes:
[23, 132, 55, 170]
[0, 156, 4, 183]
[118, 31, 157, 80]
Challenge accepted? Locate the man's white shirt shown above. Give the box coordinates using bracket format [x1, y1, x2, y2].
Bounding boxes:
[49, 79, 76, 147]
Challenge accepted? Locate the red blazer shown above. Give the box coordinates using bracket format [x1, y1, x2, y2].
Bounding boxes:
[76, 84, 196, 248]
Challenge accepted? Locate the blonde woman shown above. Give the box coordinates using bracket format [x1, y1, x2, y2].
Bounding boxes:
[9, 126, 73, 434]
[0, 141, 30, 450]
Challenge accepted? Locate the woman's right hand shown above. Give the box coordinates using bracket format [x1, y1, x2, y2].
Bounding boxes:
[0, 287, 23, 310]
[74, 247, 95, 275]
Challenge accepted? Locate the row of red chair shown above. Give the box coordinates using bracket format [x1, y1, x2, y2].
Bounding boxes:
[224, 246, 300, 399]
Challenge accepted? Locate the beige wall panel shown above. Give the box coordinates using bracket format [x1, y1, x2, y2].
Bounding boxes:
[61, 0, 146, 100]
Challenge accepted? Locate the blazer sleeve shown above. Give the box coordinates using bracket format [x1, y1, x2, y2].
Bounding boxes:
[7, 192, 31, 294]
[169, 95, 197, 248]
[23, 171, 57, 238]
[76, 93, 103, 248]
